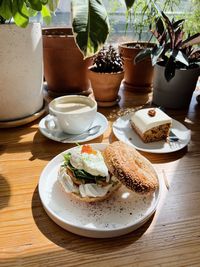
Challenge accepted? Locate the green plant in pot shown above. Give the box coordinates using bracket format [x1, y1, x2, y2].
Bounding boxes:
[0, 0, 57, 123]
[88, 45, 124, 107]
[118, 0, 181, 93]
[135, 10, 200, 109]
[71, 0, 180, 94]
[43, 0, 110, 97]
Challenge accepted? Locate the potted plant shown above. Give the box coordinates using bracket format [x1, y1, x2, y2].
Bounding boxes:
[42, 0, 110, 98]
[118, 0, 182, 93]
[119, 41, 155, 93]
[88, 45, 124, 107]
[42, 28, 93, 97]
[0, 1, 57, 124]
[71, 0, 180, 93]
[135, 11, 200, 109]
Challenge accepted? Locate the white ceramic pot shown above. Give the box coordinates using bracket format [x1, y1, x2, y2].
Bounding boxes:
[0, 23, 43, 121]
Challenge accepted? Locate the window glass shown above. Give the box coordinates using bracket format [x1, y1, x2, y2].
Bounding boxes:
[31, 0, 199, 42]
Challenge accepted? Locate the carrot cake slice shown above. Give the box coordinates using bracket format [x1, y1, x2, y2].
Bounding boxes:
[130, 108, 172, 143]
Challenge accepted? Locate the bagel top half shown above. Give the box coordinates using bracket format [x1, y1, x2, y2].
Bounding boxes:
[103, 141, 159, 194]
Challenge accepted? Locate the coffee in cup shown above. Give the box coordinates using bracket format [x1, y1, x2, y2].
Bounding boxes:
[45, 95, 97, 134]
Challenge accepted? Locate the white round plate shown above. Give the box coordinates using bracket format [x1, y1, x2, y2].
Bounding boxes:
[39, 112, 108, 143]
[39, 143, 163, 238]
[113, 113, 191, 153]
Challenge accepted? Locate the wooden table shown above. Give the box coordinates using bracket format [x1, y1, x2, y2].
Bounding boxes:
[1, 88, 200, 267]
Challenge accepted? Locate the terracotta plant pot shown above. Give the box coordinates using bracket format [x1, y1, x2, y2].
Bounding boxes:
[42, 28, 92, 97]
[153, 62, 200, 109]
[88, 67, 124, 107]
[119, 42, 154, 93]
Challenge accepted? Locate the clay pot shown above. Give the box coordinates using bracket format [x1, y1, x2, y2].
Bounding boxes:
[153, 62, 200, 109]
[119, 42, 154, 93]
[42, 28, 92, 97]
[88, 67, 124, 107]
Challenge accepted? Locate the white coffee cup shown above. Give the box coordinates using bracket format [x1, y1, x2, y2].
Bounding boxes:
[46, 95, 97, 134]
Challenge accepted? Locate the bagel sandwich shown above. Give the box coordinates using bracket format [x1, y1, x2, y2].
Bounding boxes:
[58, 144, 121, 203]
[103, 141, 159, 194]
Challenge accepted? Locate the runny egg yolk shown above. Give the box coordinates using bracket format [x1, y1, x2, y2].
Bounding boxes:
[81, 145, 97, 155]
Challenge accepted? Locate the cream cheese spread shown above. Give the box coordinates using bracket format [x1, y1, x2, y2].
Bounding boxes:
[131, 108, 172, 134]
[58, 167, 114, 198]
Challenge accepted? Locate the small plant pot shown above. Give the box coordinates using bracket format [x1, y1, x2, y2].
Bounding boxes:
[119, 42, 154, 93]
[153, 63, 200, 109]
[88, 67, 124, 107]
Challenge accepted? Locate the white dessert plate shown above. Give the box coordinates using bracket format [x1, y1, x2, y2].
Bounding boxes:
[113, 113, 191, 153]
[39, 112, 108, 143]
[38, 143, 163, 238]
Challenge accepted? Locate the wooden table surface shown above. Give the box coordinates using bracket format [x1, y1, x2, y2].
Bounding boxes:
[1, 88, 200, 267]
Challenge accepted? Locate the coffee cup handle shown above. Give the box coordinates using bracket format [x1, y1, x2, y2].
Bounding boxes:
[45, 115, 62, 132]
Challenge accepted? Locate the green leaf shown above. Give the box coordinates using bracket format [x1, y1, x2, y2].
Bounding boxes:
[0, 0, 12, 20]
[12, 0, 29, 28]
[134, 48, 152, 64]
[28, 0, 42, 11]
[47, 0, 59, 12]
[26, 7, 38, 17]
[41, 5, 51, 24]
[63, 153, 71, 165]
[40, 0, 48, 4]
[124, 0, 136, 10]
[72, 0, 110, 58]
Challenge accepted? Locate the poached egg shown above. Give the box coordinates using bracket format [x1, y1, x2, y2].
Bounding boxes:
[69, 145, 108, 177]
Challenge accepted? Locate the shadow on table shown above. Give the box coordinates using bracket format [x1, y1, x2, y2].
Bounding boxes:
[31, 185, 154, 253]
[0, 174, 11, 210]
[0, 124, 37, 155]
[29, 130, 104, 161]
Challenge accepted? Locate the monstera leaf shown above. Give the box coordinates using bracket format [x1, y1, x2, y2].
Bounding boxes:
[72, 0, 110, 58]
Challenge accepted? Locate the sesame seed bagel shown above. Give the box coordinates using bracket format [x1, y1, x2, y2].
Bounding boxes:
[103, 141, 158, 194]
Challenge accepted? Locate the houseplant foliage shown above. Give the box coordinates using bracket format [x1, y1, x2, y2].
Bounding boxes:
[0, 0, 57, 27]
[71, 0, 110, 58]
[71, 0, 182, 57]
[135, 11, 200, 81]
[134, 10, 200, 109]
[71, 0, 139, 58]
[88, 45, 124, 106]
[123, 0, 180, 41]
[181, 0, 200, 35]
[92, 45, 123, 73]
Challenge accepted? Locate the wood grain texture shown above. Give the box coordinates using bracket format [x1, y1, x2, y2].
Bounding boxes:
[1, 88, 200, 267]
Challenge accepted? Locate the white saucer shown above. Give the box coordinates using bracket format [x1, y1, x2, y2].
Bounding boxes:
[113, 113, 191, 153]
[39, 112, 108, 143]
[38, 143, 163, 238]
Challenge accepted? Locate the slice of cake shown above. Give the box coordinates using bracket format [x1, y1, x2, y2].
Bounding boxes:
[130, 108, 172, 143]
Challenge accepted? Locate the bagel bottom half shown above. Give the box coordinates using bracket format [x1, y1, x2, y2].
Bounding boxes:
[103, 141, 159, 194]
[58, 166, 121, 203]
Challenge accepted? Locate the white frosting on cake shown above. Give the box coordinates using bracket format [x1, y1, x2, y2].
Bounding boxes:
[131, 108, 172, 134]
